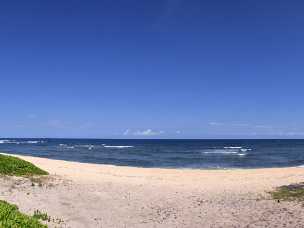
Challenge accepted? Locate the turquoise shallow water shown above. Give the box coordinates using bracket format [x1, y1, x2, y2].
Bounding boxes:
[0, 139, 304, 169]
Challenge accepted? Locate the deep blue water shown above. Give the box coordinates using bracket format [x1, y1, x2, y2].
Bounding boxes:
[1, 139, 304, 169]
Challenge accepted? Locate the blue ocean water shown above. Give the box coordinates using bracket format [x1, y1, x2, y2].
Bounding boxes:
[0, 139, 304, 169]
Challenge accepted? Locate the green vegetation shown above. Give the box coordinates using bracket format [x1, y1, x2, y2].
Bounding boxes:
[33, 210, 50, 222]
[0, 155, 50, 227]
[0, 200, 47, 228]
[270, 183, 304, 201]
[0, 154, 48, 176]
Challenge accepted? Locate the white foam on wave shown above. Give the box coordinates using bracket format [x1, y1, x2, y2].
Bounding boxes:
[0, 140, 19, 144]
[202, 148, 249, 156]
[79, 145, 95, 150]
[238, 153, 246, 156]
[0, 140, 44, 144]
[203, 149, 239, 154]
[87, 145, 94, 150]
[59, 144, 95, 150]
[26, 141, 42, 144]
[103, 145, 134, 149]
[0, 140, 12, 144]
[59, 144, 75, 149]
[240, 148, 252, 152]
[224, 146, 243, 149]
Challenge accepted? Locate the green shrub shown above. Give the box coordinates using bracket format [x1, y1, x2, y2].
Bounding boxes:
[270, 183, 304, 201]
[33, 210, 50, 222]
[0, 155, 48, 176]
[0, 200, 47, 228]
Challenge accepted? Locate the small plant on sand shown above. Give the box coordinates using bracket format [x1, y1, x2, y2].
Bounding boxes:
[0, 154, 48, 176]
[33, 210, 51, 222]
[30, 176, 48, 187]
[269, 183, 304, 201]
[0, 200, 47, 228]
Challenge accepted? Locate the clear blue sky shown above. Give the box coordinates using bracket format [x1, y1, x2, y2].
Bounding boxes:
[1, 0, 304, 139]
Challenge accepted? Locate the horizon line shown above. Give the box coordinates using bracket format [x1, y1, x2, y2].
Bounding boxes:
[1, 137, 304, 140]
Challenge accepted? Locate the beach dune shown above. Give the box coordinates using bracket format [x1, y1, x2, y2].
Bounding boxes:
[1, 153, 304, 228]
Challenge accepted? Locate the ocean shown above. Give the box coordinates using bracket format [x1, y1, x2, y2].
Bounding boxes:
[0, 139, 304, 169]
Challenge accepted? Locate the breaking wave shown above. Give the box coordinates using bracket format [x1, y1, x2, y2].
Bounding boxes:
[0, 140, 44, 144]
[202, 147, 251, 156]
[58, 144, 134, 150]
[203, 150, 239, 154]
[224, 146, 243, 149]
[103, 145, 134, 149]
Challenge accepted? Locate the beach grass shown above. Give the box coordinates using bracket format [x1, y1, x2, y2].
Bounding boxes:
[270, 183, 304, 201]
[0, 154, 48, 176]
[0, 200, 47, 228]
[33, 210, 51, 222]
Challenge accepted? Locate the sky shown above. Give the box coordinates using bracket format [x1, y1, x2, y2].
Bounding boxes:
[0, 0, 304, 139]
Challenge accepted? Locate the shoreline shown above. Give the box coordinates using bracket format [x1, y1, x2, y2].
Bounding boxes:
[1, 152, 303, 171]
[1, 153, 304, 227]
[2, 152, 304, 191]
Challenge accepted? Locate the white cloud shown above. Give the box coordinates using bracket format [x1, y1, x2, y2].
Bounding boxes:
[209, 122, 250, 127]
[123, 129, 130, 135]
[249, 131, 304, 137]
[208, 122, 224, 126]
[254, 125, 272, 129]
[231, 123, 249, 127]
[123, 129, 171, 136]
[282, 132, 304, 136]
[133, 129, 164, 136]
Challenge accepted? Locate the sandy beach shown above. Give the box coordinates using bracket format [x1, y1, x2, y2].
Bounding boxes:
[1, 153, 304, 228]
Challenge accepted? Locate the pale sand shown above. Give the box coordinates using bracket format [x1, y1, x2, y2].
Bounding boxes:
[1, 153, 304, 228]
